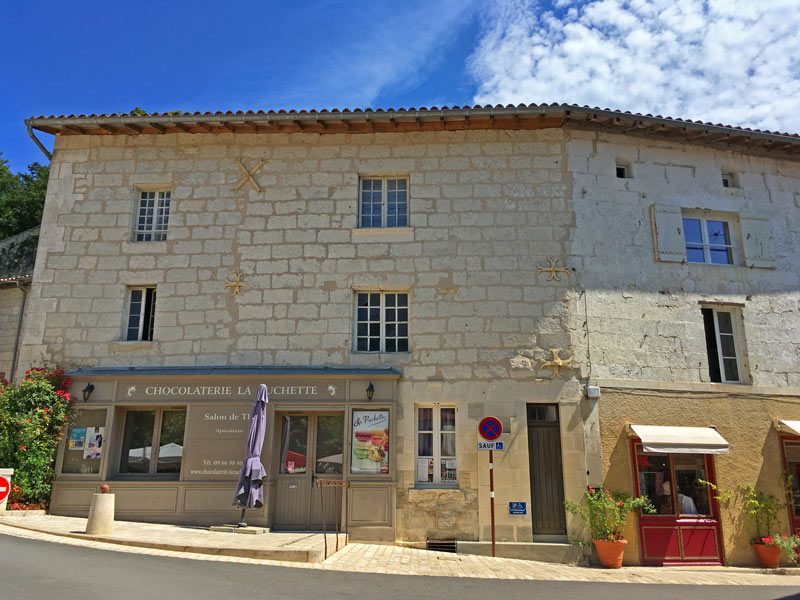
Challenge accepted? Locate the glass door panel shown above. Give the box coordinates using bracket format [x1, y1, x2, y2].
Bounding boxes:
[315, 414, 344, 475]
[280, 415, 309, 474]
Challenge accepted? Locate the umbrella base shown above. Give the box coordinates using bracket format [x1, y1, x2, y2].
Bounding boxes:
[208, 524, 268, 535]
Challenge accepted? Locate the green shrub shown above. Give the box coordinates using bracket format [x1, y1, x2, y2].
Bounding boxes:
[0, 367, 75, 505]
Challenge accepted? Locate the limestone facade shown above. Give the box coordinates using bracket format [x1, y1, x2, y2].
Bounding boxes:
[23, 127, 592, 547]
[19, 115, 800, 562]
[567, 129, 800, 565]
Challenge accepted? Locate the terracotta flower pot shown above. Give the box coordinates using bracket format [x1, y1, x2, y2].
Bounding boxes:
[593, 539, 628, 569]
[752, 543, 782, 568]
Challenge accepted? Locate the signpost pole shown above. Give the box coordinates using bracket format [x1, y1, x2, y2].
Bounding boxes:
[489, 449, 496, 557]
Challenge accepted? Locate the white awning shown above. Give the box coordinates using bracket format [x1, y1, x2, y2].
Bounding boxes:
[629, 425, 729, 455]
[777, 420, 800, 436]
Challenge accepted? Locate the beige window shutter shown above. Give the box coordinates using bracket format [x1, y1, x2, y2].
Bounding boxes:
[740, 214, 775, 268]
[650, 204, 686, 262]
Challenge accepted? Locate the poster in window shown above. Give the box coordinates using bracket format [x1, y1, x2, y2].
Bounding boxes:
[83, 427, 104, 460]
[68, 427, 86, 450]
[351, 410, 389, 475]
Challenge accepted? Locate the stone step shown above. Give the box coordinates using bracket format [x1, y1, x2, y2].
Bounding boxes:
[456, 541, 586, 565]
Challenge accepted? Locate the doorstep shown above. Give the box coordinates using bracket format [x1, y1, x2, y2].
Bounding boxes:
[0, 514, 345, 563]
[456, 541, 586, 565]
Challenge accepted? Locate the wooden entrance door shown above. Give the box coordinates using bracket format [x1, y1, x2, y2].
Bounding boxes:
[274, 412, 345, 530]
[527, 404, 567, 537]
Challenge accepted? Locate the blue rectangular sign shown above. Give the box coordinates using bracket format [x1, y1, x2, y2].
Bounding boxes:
[509, 501, 527, 515]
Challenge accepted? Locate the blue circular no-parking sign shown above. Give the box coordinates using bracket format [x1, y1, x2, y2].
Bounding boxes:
[478, 416, 502, 441]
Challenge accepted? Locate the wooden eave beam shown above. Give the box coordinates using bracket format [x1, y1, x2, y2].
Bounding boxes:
[98, 124, 120, 134]
[194, 122, 212, 133]
[63, 124, 88, 134]
[125, 123, 143, 134]
[148, 122, 166, 133]
[238, 121, 258, 133]
[174, 122, 194, 133]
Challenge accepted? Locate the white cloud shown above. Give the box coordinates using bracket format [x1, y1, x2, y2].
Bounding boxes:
[469, 0, 800, 133]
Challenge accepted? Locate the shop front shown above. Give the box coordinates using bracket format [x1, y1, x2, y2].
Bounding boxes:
[51, 366, 400, 541]
[628, 425, 728, 566]
[777, 420, 800, 536]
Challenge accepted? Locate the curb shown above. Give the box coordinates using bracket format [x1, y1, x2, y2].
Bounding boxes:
[0, 518, 331, 563]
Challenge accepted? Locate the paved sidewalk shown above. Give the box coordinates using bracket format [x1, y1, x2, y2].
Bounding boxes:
[2, 514, 800, 586]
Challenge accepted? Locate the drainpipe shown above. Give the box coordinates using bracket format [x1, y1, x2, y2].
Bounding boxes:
[26, 123, 52, 161]
[10, 280, 29, 383]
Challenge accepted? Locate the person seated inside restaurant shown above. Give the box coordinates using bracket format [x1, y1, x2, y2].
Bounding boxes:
[677, 486, 699, 515]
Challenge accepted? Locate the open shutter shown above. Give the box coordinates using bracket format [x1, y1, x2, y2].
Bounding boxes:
[740, 214, 775, 268]
[651, 204, 686, 262]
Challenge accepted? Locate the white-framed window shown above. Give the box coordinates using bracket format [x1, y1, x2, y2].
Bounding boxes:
[359, 177, 408, 228]
[416, 406, 457, 486]
[682, 214, 735, 265]
[354, 291, 409, 352]
[125, 286, 156, 341]
[134, 190, 171, 241]
[721, 172, 735, 188]
[615, 163, 630, 179]
[701, 307, 744, 383]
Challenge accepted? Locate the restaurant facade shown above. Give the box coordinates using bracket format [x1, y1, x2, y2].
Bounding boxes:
[17, 104, 800, 564]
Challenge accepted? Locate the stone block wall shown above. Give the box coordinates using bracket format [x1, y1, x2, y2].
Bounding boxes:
[21, 128, 576, 382]
[0, 286, 23, 378]
[567, 129, 800, 387]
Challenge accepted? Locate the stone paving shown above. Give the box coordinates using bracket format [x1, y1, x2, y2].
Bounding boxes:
[2, 515, 800, 587]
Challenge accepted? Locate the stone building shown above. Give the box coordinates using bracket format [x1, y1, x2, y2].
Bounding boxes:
[19, 104, 800, 565]
[0, 226, 39, 380]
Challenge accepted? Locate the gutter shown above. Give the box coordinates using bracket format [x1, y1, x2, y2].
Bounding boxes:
[9, 279, 29, 383]
[27, 123, 52, 161]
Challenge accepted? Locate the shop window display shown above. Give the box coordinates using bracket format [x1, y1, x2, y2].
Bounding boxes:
[62, 409, 108, 474]
[636, 447, 711, 516]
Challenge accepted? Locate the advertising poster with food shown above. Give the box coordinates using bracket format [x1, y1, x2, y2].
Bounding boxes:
[351, 410, 389, 475]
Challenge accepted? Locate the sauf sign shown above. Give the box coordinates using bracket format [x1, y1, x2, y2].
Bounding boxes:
[477, 416, 504, 557]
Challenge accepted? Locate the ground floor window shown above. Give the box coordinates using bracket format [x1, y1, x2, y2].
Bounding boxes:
[62, 409, 108, 474]
[416, 406, 457, 485]
[119, 408, 186, 477]
[636, 446, 712, 516]
[783, 440, 800, 521]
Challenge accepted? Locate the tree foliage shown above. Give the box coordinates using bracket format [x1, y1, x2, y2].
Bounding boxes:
[0, 153, 50, 240]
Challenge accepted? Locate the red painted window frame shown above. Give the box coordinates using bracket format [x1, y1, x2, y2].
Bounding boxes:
[779, 434, 800, 536]
[629, 438, 725, 566]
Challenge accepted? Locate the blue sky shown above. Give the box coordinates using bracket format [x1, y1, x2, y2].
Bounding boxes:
[2, 1, 799, 172]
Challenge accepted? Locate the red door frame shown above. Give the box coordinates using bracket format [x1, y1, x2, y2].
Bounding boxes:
[779, 434, 800, 536]
[629, 438, 725, 566]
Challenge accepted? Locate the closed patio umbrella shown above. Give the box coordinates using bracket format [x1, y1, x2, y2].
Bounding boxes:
[233, 384, 268, 527]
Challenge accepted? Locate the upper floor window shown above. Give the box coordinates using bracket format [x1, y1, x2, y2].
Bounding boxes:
[682, 214, 734, 265]
[721, 172, 737, 188]
[355, 291, 408, 352]
[701, 306, 744, 383]
[126, 286, 156, 341]
[135, 190, 171, 241]
[615, 163, 630, 179]
[359, 177, 408, 228]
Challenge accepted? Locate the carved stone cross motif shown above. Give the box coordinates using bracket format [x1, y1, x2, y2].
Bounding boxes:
[234, 159, 264, 193]
[541, 348, 573, 379]
[537, 257, 570, 281]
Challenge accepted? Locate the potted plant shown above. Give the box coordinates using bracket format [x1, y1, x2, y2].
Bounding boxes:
[702, 481, 795, 568]
[565, 486, 655, 568]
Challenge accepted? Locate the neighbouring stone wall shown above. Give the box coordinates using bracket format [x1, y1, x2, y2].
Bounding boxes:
[0, 286, 23, 379]
[600, 387, 800, 566]
[567, 129, 800, 387]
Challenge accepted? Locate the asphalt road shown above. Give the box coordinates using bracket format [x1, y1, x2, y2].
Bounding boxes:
[1, 533, 799, 600]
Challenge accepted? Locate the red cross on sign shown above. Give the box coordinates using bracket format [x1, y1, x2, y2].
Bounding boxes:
[0, 476, 10, 503]
[478, 416, 503, 441]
